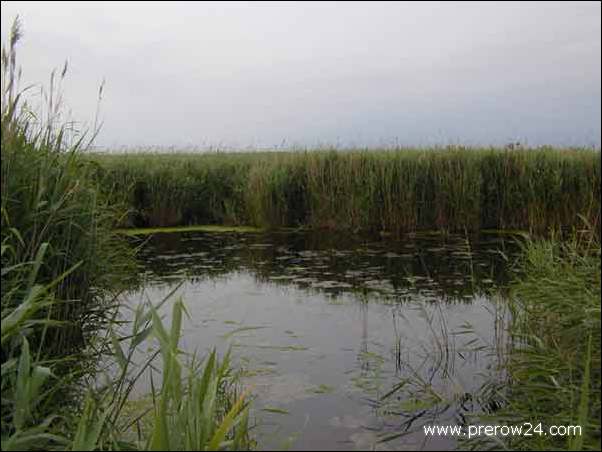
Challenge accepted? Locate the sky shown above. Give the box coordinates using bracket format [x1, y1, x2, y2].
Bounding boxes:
[1, 1, 600, 149]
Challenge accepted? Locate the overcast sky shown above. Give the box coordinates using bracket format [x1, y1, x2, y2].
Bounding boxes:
[1, 1, 600, 149]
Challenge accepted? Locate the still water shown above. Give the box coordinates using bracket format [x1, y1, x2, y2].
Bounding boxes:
[123, 230, 518, 450]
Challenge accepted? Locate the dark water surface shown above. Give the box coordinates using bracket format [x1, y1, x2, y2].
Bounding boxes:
[123, 230, 519, 450]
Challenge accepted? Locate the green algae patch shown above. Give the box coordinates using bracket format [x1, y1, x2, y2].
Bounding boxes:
[261, 406, 290, 415]
[116, 224, 264, 236]
[308, 384, 335, 394]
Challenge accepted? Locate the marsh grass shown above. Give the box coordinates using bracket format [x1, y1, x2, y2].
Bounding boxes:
[92, 147, 600, 236]
[2, 19, 128, 445]
[464, 226, 601, 450]
[1, 19, 251, 450]
[71, 296, 251, 451]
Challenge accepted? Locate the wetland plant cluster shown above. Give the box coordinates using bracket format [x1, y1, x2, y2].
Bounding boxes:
[1, 22, 250, 451]
[94, 147, 600, 235]
[467, 231, 601, 451]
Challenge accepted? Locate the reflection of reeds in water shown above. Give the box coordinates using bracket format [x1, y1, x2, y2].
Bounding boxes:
[392, 312, 402, 374]
[133, 230, 517, 304]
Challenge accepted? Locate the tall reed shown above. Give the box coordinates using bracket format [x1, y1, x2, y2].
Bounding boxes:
[92, 147, 601, 236]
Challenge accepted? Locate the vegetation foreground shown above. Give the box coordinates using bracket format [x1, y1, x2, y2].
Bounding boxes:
[2, 20, 600, 451]
[470, 232, 601, 451]
[1, 22, 251, 451]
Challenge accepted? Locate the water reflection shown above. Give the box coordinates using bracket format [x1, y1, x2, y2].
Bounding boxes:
[131, 231, 514, 301]
[124, 231, 517, 450]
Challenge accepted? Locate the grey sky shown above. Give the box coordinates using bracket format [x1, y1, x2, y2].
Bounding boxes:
[1, 1, 600, 149]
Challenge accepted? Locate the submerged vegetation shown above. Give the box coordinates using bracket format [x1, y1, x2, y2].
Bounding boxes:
[1, 20, 250, 450]
[93, 148, 600, 235]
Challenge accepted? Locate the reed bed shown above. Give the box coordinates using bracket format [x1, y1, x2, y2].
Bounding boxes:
[465, 228, 601, 450]
[1, 19, 250, 450]
[92, 148, 601, 235]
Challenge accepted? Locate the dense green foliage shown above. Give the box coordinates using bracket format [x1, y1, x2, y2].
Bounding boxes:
[469, 229, 601, 451]
[508, 232, 600, 450]
[93, 148, 601, 235]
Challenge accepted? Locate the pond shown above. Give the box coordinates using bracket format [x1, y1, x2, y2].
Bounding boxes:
[122, 230, 519, 450]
